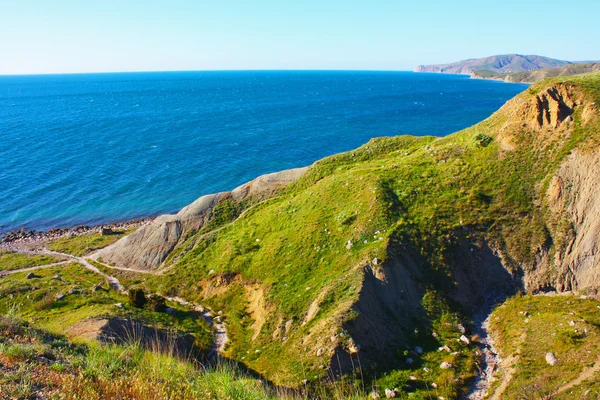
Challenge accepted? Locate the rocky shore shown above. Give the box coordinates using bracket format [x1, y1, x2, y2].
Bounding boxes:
[0, 218, 151, 246]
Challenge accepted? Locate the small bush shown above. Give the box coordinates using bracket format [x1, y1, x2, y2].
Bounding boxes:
[128, 289, 147, 309]
[146, 295, 167, 312]
[474, 133, 493, 147]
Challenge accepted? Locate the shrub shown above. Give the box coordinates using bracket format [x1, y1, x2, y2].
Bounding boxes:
[146, 295, 167, 312]
[128, 289, 147, 309]
[473, 133, 493, 147]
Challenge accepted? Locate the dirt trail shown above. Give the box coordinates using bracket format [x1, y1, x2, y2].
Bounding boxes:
[0, 261, 69, 276]
[556, 357, 600, 394]
[1, 244, 125, 293]
[165, 296, 229, 359]
[1, 244, 228, 358]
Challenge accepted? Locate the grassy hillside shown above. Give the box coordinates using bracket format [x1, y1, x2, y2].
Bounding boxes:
[489, 294, 600, 399]
[124, 73, 600, 393]
[473, 63, 600, 83]
[2, 73, 599, 399]
[0, 316, 283, 400]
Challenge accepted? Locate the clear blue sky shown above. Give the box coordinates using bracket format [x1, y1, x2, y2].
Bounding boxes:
[1, 0, 599, 75]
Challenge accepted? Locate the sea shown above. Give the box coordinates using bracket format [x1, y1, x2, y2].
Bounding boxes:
[0, 71, 528, 233]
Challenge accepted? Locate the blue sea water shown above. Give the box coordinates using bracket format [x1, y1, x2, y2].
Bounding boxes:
[0, 71, 528, 233]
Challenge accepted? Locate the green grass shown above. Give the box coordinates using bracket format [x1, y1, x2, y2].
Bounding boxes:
[48, 228, 136, 256]
[127, 73, 600, 387]
[3, 73, 599, 396]
[0, 251, 61, 271]
[489, 294, 600, 399]
[0, 263, 213, 352]
[0, 316, 284, 400]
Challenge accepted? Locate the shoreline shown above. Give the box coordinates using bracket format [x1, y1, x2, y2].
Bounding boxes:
[0, 217, 152, 247]
[412, 70, 531, 85]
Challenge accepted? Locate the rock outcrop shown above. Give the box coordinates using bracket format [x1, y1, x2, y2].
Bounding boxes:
[535, 149, 600, 293]
[94, 167, 308, 271]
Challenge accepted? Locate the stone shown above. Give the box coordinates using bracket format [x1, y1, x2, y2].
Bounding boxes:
[54, 274, 62, 281]
[372, 258, 380, 265]
[316, 348, 324, 356]
[93, 285, 103, 292]
[546, 352, 558, 366]
[385, 388, 398, 398]
[371, 391, 381, 399]
[440, 362, 453, 369]
[346, 240, 353, 250]
[114, 303, 124, 308]
[68, 288, 80, 295]
[55, 294, 65, 301]
[460, 335, 471, 345]
[348, 343, 360, 354]
[26, 272, 36, 279]
[457, 323, 466, 334]
[569, 321, 576, 326]
[101, 227, 114, 236]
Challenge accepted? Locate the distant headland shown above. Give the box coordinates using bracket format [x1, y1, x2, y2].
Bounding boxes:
[415, 53, 600, 83]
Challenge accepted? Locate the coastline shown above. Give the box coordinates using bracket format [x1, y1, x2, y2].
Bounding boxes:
[412, 70, 531, 85]
[0, 217, 152, 247]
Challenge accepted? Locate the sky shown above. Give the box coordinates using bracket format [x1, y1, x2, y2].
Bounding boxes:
[1, 0, 599, 75]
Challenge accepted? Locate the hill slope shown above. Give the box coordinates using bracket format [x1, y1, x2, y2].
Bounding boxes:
[415, 54, 571, 75]
[92, 73, 600, 393]
[3, 73, 600, 398]
[473, 62, 600, 83]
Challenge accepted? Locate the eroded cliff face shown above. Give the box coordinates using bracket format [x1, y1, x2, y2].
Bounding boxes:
[495, 82, 600, 294]
[529, 150, 600, 293]
[94, 167, 308, 271]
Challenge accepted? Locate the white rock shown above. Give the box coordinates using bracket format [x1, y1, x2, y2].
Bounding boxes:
[546, 352, 558, 366]
[385, 388, 397, 398]
[348, 343, 360, 354]
[460, 335, 471, 345]
[440, 362, 453, 369]
[457, 324, 466, 334]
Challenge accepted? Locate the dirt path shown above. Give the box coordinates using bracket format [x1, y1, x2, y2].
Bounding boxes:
[0, 261, 70, 276]
[556, 357, 600, 394]
[1, 244, 228, 358]
[165, 296, 228, 359]
[1, 244, 125, 293]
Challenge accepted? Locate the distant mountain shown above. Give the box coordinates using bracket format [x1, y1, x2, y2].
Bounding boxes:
[473, 62, 600, 83]
[414, 54, 572, 75]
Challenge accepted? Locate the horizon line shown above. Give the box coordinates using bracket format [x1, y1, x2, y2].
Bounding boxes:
[0, 68, 417, 77]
